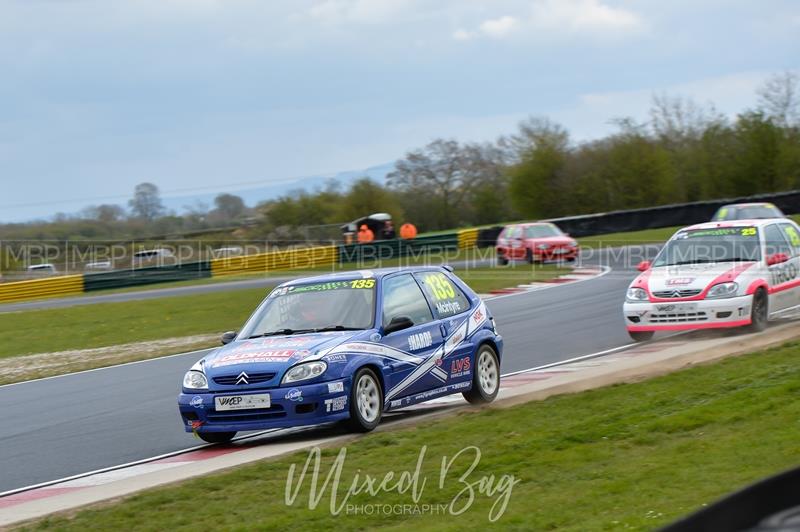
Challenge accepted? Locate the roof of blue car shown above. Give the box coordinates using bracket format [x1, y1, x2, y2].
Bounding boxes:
[280, 265, 452, 286]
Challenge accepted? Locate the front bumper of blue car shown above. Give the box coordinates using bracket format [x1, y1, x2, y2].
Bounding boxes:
[178, 378, 352, 433]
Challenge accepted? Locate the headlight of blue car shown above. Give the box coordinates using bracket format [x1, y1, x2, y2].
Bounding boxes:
[706, 282, 738, 299]
[183, 370, 208, 390]
[282, 361, 327, 384]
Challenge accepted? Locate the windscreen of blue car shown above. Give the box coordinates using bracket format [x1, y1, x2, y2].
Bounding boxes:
[653, 227, 762, 267]
[241, 280, 376, 336]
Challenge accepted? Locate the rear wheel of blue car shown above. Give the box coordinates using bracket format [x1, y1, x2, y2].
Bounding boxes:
[463, 344, 500, 404]
[346, 368, 383, 432]
[198, 431, 236, 444]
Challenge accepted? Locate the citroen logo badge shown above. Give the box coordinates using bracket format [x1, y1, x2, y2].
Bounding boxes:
[235, 371, 249, 385]
[671, 290, 682, 298]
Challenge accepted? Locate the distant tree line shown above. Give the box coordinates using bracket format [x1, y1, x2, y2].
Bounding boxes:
[258, 71, 800, 236]
[2, 71, 798, 243]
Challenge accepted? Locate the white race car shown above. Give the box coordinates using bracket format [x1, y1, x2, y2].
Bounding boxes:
[624, 218, 800, 341]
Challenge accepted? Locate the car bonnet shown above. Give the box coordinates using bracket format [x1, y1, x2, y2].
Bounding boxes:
[643, 262, 756, 294]
[202, 331, 363, 374]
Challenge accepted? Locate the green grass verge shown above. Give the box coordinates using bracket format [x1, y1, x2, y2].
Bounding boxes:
[27, 341, 800, 531]
[0, 288, 270, 359]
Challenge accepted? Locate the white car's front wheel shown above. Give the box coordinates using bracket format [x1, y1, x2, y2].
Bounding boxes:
[746, 288, 768, 333]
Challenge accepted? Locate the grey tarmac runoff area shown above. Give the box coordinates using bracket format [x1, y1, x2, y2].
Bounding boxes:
[0, 246, 653, 493]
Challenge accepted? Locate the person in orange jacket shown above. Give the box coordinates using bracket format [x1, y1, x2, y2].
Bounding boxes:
[357, 224, 374, 243]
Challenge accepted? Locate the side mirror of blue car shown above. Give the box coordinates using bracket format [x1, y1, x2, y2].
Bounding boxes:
[383, 316, 414, 335]
[221, 331, 237, 345]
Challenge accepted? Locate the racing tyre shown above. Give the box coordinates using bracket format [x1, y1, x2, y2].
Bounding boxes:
[346, 367, 383, 432]
[497, 253, 509, 266]
[463, 344, 500, 404]
[198, 431, 236, 444]
[628, 331, 654, 342]
[747, 288, 768, 333]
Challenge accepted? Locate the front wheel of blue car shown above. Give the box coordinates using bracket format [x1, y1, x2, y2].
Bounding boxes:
[463, 344, 500, 404]
[346, 368, 383, 432]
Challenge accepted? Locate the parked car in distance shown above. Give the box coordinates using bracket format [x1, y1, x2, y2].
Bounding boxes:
[496, 222, 579, 265]
[85, 261, 112, 270]
[711, 202, 785, 221]
[133, 248, 174, 266]
[27, 263, 57, 274]
[213, 246, 244, 258]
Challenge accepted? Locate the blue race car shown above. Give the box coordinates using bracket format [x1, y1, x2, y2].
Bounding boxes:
[178, 266, 503, 443]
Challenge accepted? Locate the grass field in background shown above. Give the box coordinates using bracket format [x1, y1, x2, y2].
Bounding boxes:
[576, 226, 681, 247]
[0, 263, 565, 360]
[28, 341, 800, 531]
[456, 264, 566, 293]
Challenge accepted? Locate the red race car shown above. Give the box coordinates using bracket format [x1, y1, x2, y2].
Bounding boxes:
[496, 222, 579, 265]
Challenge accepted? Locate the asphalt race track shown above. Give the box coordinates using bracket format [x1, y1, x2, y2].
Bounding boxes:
[0, 246, 653, 493]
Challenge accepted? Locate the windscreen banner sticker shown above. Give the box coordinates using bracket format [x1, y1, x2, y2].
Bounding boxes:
[271, 279, 375, 297]
[677, 227, 757, 239]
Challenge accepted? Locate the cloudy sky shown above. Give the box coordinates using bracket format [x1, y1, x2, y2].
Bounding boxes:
[1, 0, 798, 221]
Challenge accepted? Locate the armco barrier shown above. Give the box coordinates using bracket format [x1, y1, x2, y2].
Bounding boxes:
[83, 262, 212, 292]
[0, 274, 84, 303]
[211, 245, 337, 276]
[339, 234, 459, 263]
[475, 189, 800, 246]
[547, 189, 800, 238]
